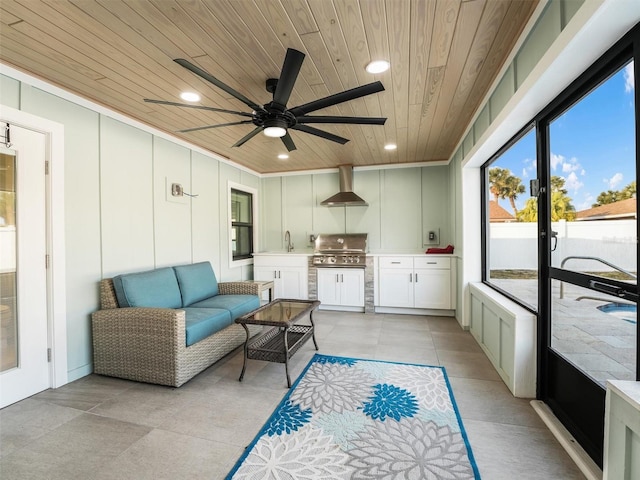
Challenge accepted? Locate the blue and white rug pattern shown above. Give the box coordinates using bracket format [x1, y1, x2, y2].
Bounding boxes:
[226, 354, 480, 479]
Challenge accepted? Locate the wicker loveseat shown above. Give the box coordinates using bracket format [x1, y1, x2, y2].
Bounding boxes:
[92, 262, 262, 387]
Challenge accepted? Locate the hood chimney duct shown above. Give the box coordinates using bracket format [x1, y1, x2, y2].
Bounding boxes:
[320, 165, 368, 207]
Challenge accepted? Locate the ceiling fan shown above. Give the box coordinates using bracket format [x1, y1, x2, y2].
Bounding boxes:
[144, 48, 386, 152]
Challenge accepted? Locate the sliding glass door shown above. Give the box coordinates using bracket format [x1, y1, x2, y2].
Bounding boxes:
[539, 40, 638, 467]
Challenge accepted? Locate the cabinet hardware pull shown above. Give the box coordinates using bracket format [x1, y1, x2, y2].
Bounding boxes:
[336, 274, 338, 283]
[409, 273, 412, 282]
[341, 274, 344, 282]
[415, 273, 418, 282]
[391, 261, 401, 264]
[427, 262, 437, 264]
[274, 270, 277, 278]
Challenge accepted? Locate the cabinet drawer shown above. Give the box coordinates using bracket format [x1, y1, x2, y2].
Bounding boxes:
[414, 256, 450, 269]
[253, 255, 309, 268]
[379, 257, 413, 268]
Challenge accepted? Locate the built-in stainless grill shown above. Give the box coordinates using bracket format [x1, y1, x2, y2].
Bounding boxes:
[312, 233, 368, 267]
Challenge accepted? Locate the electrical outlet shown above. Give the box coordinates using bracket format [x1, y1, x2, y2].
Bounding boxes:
[424, 227, 440, 246]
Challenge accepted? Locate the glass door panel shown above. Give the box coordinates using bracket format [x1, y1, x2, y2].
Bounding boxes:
[542, 58, 637, 467]
[0, 152, 17, 372]
[551, 279, 636, 386]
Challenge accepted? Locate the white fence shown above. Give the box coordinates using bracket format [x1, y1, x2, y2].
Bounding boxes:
[489, 219, 637, 272]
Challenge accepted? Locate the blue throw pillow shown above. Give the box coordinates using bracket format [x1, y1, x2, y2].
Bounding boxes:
[112, 267, 182, 309]
[173, 262, 219, 307]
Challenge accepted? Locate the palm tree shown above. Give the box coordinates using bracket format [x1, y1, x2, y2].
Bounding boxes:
[505, 174, 526, 217]
[516, 176, 576, 222]
[517, 197, 538, 222]
[488, 167, 510, 203]
[550, 191, 576, 221]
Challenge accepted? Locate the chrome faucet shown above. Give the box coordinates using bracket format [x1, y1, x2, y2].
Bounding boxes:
[284, 230, 294, 252]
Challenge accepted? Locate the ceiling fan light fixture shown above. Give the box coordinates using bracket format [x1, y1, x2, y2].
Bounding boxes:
[264, 126, 287, 137]
[263, 118, 288, 138]
[366, 60, 390, 74]
[180, 91, 201, 102]
[278, 154, 289, 160]
[384, 143, 397, 150]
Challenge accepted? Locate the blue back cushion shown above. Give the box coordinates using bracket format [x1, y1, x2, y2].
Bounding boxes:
[112, 267, 182, 309]
[173, 262, 219, 307]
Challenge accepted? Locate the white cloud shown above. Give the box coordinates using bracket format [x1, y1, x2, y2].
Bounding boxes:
[565, 172, 583, 192]
[605, 172, 624, 189]
[550, 153, 564, 171]
[624, 62, 634, 93]
[552, 153, 583, 176]
[576, 193, 594, 211]
[561, 157, 581, 173]
[521, 158, 536, 179]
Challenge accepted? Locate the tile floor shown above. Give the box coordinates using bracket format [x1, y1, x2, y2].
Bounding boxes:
[0, 312, 586, 479]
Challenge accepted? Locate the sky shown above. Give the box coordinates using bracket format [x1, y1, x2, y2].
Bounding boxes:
[492, 61, 635, 213]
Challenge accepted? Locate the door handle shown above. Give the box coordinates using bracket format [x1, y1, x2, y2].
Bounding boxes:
[590, 280, 639, 301]
[550, 231, 558, 252]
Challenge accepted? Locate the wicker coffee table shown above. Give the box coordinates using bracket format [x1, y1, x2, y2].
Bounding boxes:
[235, 299, 320, 387]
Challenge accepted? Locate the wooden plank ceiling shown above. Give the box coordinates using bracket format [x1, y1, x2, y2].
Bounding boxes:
[0, 0, 538, 174]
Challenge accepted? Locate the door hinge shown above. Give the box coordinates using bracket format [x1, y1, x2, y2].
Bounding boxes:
[45, 254, 50, 269]
[45, 160, 50, 175]
[47, 348, 51, 362]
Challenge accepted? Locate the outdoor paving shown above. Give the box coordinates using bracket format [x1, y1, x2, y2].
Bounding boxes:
[493, 278, 636, 385]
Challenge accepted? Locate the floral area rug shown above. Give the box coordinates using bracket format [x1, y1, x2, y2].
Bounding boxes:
[226, 354, 480, 479]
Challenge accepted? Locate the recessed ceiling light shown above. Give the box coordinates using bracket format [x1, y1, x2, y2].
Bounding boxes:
[366, 60, 390, 74]
[278, 154, 289, 160]
[384, 143, 397, 150]
[180, 92, 200, 102]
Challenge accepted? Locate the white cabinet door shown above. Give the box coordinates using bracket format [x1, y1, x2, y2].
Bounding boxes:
[379, 268, 413, 307]
[317, 269, 341, 305]
[341, 269, 365, 307]
[414, 269, 451, 309]
[279, 267, 308, 299]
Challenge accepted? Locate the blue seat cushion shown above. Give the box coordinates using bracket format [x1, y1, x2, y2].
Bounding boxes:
[182, 308, 232, 347]
[190, 294, 260, 320]
[173, 262, 219, 307]
[112, 267, 182, 309]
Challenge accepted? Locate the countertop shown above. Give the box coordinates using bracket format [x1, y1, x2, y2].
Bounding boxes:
[607, 380, 640, 411]
[253, 251, 457, 257]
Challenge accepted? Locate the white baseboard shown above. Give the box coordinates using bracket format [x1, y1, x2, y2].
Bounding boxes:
[530, 400, 602, 480]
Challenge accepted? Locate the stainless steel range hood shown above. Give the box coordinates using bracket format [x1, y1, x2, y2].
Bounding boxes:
[320, 165, 368, 207]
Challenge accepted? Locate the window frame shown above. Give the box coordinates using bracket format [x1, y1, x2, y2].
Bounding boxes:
[481, 123, 538, 314]
[228, 182, 258, 267]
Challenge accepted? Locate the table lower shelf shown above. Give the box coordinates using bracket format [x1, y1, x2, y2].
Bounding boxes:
[246, 324, 313, 364]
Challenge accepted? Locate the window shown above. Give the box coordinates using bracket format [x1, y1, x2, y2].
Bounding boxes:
[230, 188, 253, 261]
[482, 127, 538, 310]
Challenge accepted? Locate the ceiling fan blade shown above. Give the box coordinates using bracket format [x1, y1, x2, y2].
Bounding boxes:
[232, 126, 263, 147]
[174, 58, 265, 113]
[291, 124, 349, 144]
[281, 132, 296, 151]
[273, 49, 305, 107]
[178, 120, 254, 133]
[296, 116, 386, 125]
[144, 99, 254, 118]
[289, 81, 385, 116]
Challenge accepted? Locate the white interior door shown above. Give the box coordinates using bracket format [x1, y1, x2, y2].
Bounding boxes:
[0, 125, 49, 408]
